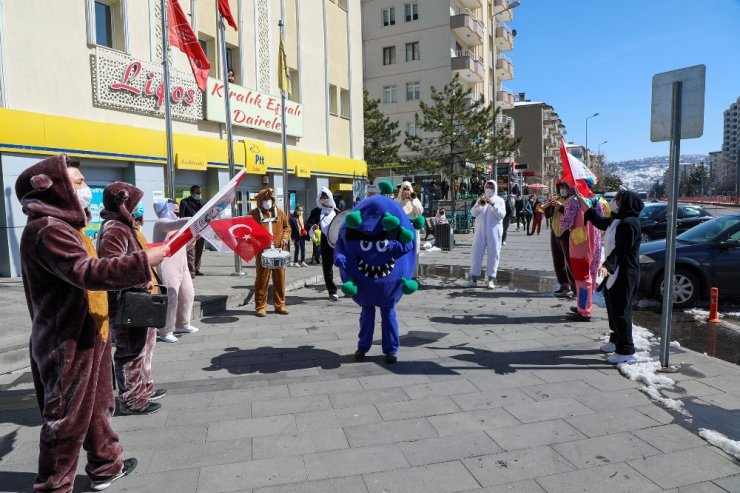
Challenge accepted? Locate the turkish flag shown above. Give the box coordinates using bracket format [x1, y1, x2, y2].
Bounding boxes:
[218, 0, 238, 31]
[168, 0, 210, 91]
[209, 216, 273, 264]
[559, 140, 597, 198]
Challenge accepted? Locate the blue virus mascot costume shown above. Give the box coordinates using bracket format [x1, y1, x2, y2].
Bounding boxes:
[334, 181, 425, 364]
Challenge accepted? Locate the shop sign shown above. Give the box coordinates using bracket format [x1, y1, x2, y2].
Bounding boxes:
[176, 153, 207, 171]
[91, 47, 203, 122]
[294, 163, 311, 178]
[206, 78, 304, 138]
[83, 187, 105, 240]
[245, 142, 268, 175]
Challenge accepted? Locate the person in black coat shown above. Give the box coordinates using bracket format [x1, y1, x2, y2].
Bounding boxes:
[288, 205, 309, 266]
[584, 190, 645, 365]
[502, 193, 514, 244]
[514, 195, 525, 231]
[305, 188, 341, 301]
[179, 185, 205, 277]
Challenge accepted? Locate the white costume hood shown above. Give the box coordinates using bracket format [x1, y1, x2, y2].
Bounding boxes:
[317, 187, 336, 210]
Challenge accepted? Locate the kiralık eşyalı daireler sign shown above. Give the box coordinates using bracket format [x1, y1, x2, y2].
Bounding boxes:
[205, 78, 304, 138]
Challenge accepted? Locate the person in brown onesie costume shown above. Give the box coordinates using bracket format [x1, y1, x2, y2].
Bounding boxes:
[16, 155, 167, 492]
[96, 182, 164, 416]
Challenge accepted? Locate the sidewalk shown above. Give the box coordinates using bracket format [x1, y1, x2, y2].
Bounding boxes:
[0, 225, 739, 492]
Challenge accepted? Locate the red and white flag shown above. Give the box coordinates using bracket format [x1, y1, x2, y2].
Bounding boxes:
[209, 216, 273, 263]
[559, 140, 597, 197]
[168, 0, 210, 91]
[218, 0, 238, 31]
[165, 169, 246, 255]
[510, 161, 519, 177]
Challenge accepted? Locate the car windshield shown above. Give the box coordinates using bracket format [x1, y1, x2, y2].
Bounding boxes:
[639, 205, 664, 219]
[676, 216, 740, 244]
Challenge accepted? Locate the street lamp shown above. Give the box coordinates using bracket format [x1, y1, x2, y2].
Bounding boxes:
[585, 112, 599, 167]
[598, 140, 607, 155]
[492, 1, 521, 188]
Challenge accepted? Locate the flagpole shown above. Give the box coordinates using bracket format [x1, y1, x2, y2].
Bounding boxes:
[161, 0, 176, 199]
[218, 13, 244, 276]
[279, 8, 289, 217]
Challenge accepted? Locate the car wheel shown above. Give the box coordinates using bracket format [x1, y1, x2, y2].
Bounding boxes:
[640, 232, 651, 243]
[655, 268, 701, 309]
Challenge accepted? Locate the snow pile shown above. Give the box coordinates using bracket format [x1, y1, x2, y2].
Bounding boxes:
[698, 429, 740, 460]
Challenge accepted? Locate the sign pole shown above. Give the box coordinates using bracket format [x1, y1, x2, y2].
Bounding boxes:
[659, 81, 682, 369]
[160, 0, 176, 199]
[279, 16, 289, 217]
[218, 14, 244, 276]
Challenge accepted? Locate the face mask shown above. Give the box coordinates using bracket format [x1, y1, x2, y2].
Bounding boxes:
[320, 198, 330, 206]
[610, 199, 619, 213]
[484, 188, 494, 197]
[559, 188, 568, 197]
[132, 202, 145, 219]
[193, 194, 201, 201]
[76, 186, 92, 209]
[262, 199, 273, 209]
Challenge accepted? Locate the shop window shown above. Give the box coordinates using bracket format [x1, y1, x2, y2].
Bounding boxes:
[382, 7, 396, 26]
[383, 46, 396, 65]
[406, 82, 420, 101]
[406, 42, 420, 62]
[340, 89, 351, 119]
[329, 84, 338, 115]
[383, 85, 397, 104]
[405, 3, 419, 22]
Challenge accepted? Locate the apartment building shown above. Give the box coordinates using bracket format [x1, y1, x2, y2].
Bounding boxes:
[362, 0, 518, 182]
[0, 0, 365, 277]
[504, 96, 566, 190]
[721, 97, 739, 193]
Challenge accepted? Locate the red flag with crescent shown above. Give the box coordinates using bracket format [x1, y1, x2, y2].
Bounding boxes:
[208, 216, 273, 263]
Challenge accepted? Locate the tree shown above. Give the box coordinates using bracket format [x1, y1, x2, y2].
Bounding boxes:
[601, 174, 623, 192]
[363, 89, 401, 168]
[687, 163, 710, 196]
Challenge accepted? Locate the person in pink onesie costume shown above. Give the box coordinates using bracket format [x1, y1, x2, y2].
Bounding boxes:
[152, 198, 199, 343]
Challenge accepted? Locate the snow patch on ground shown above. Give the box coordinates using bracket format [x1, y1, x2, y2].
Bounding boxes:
[698, 429, 740, 459]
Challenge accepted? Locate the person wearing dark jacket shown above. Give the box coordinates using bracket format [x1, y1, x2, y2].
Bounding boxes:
[179, 185, 205, 277]
[289, 205, 309, 266]
[305, 187, 341, 301]
[502, 193, 514, 245]
[514, 195, 524, 231]
[585, 190, 645, 365]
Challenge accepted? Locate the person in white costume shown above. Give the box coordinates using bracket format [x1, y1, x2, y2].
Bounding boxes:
[470, 180, 506, 289]
[395, 181, 424, 268]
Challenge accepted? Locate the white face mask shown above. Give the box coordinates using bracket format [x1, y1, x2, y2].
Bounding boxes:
[320, 198, 330, 206]
[76, 186, 92, 209]
[559, 188, 568, 197]
[610, 199, 619, 213]
[262, 199, 273, 210]
[484, 188, 494, 197]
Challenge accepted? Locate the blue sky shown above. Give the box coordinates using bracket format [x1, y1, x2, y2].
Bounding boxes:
[507, 0, 740, 162]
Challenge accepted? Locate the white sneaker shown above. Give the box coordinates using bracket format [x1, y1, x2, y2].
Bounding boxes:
[502, 241, 507, 246]
[607, 353, 637, 365]
[158, 334, 178, 343]
[600, 342, 616, 353]
[175, 325, 199, 334]
[301, 262, 309, 267]
[487, 280, 496, 289]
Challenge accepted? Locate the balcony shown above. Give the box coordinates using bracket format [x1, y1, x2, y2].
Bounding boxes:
[493, 0, 516, 21]
[451, 50, 485, 83]
[457, 0, 482, 9]
[495, 26, 513, 51]
[450, 9, 484, 45]
[496, 88, 515, 109]
[496, 55, 513, 80]
[495, 114, 516, 138]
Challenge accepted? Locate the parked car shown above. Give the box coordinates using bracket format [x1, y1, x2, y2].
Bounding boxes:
[639, 203, 713, 242]
[638, 214, 740, 308]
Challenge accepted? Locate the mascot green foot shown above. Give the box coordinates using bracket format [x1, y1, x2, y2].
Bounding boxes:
[341, 280, 358, 297]
[401, 277, 419, 295]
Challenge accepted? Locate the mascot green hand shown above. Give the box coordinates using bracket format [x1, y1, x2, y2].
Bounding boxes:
[341, 280, 358, 297]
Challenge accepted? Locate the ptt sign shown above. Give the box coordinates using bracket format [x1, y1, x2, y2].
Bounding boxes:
[247, 143, 267, 175]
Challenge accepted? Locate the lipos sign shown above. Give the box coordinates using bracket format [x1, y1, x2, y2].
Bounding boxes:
[205, 78, 304, 138]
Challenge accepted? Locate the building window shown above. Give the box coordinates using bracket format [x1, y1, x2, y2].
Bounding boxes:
[331, 0, 348, 10]
[383, 85, 397, 104]
[405, 42, 420, 62]
[406, 82, 420, 101]
[383, 46, 396, 65]
[404, 3, 419, 22]
[289, 68, 300, 102]
[329, 84, 338, 115]
[382, 7, 395, 26]
[407, 122, 421, 138]
[340, 89, 351, 119]
[95, 1, 114, 47]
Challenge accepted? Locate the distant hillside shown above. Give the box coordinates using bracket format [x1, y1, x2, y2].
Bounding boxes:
[605, 154, 708, 191]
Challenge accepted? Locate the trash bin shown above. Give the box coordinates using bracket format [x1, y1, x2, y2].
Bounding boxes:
[436, 222, 453, 251]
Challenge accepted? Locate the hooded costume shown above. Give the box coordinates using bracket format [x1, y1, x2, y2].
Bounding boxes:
[470, 180, 506, 283]
[395, 181, 424, 256]
[96, 182, 158, 413]
[152, 199, 195, 339]
[585, 191, 644, 356]
[16, 155, 151, 492]
[334, 181, 424, 361]
[305, 187, 340, 299]
[248, 188, 291, 315]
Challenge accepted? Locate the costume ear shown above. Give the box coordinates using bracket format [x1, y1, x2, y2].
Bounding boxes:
[378, 180, 394, 195]
[345, 210, 362, 228]
[381, 212, 400, 231]
[30, 174, 53, 191]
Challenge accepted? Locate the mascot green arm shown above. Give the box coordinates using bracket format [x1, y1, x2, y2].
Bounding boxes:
[341, 279, 358, 297]
[401, 277, 419, 295]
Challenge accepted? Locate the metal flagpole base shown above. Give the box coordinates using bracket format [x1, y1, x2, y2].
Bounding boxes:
[231, 271, 246, 277]
[657, 365, 681, 373]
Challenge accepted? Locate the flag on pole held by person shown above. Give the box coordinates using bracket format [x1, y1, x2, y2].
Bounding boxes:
[209, 216, 273, 264]
[510, 161, 519, 177]
[559, 139, 597, 197]
[218, 0, 238, 31]
[168, 0, 210, 91]
[278, 36, 291, 96]
[164, 169, 247, 255]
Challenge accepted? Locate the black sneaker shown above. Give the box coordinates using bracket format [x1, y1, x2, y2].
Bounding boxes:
[149, 389, 167, 401]
[384, 354, 397, 365]
[119, 402, 161, 416]
[569, 306, 579, 314]
[553, 287, 568, 296]
[329, 293, 339, 302]
[354, 350, 366, 361]
[567, 312, 591, 323]
[90, 458, 137, 491]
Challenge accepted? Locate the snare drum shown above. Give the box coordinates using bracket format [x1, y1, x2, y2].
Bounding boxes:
[261, 248, 291, 269]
